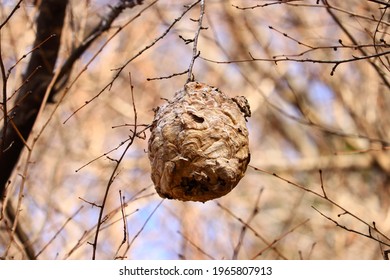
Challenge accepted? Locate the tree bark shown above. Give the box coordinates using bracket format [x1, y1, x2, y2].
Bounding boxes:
[0, 0, 68, 198]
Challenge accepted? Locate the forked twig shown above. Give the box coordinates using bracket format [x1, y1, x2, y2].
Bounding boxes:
[217, 200, 288, 260]
[113, 190, 129, 259]
[251, 219, 310, 259]
[91, 73, 138, 260]
[65, 0, 197, 123]
[177, 229, 215, 260]
[65, 186, 151, 259]
[34, 206, 84, 258]
[250, 165, 390, 253]
[312, 206, 390, 248]
[123, 199, 164, 257]
[0, 0, 23, 30]
[232, 188, 263, 259]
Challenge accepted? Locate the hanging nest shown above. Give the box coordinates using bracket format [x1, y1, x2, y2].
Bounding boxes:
[148, 82, 251, 202]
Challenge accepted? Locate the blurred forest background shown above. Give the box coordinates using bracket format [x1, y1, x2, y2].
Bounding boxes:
[0, 0, 390, 259]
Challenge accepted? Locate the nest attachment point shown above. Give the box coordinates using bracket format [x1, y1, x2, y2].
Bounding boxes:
[148, 82, 251, 202]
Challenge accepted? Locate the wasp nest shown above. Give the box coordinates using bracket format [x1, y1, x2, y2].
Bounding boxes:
[148, 82, 251, 202]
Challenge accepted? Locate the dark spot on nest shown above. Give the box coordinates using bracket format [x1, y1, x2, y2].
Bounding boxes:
[181, 177, 209, 196]
[195, 83, 203, 89]
[217, 177, 226, 186]
[181, 177, 196, 194]
[190, 113, 204, 123]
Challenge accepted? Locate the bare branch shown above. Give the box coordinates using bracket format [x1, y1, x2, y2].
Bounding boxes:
[187, 0, 205, 82]
[91, 72, 138, 259]
[34, 206, 84, 259]
[177, 229, 215, 260]
[251, 219, 310, 259]
[216, 200, 288, 260]
[251, 166, 390, 249]
[203, 49, 390, 76]
[0, 0, 23, 30]
[232, 188, 263, 259]
[312, 206, 390, 248]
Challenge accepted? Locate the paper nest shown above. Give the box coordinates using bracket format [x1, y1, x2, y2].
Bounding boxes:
[148, 82, 251, 202]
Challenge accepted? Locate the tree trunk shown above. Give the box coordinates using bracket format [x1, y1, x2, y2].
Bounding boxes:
[0, 0, 68, 197]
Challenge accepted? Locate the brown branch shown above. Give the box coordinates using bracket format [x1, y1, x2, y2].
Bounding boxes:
[147, 69, 189, 81]
[34, 206, 84, 259]
[319, 170, 327, 198]
[0, 0, 68, 198]
[113, 190, 129, 259]
[251, 219, 310, 259]
[232, 0, 301, 10]
[312, 206, 390, 248]
[65, 187, 150, 259]
[232, 188, 263, 259]
[236, 1, 390, 27]
[216, 199, 288, 260]
[368, 0, 390, 7]
[3, 203, 36, 259]
[322, 0, 390, 88]
[203, 49, 390, 76]
[91, 73, 138, 260]
[0, 0, 23, 30]
[64, 0, 198, 123]
[47, 0, 146, 102]
[250, 165, 390, 249]
[373, 2, 390, 72]
[187, 0, 205, 82]
[0, 0, 68, 260]
[123, 199, 164, 258]
[177, 229, 215, 260]
[0, 32, 8, 162]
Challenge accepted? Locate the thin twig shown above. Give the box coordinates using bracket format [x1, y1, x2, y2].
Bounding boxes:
[232, 0, 301, 10]
[373, 1, 390, 72]
[312, 206, 390, 248]
[319, 169, 327, 198]
[250, 165, 390, 247]
[322, 0, 390, 87]
[124, 199, 164, 257]
[75, 123, 150, 172]
[187, 0, 205, 82]
[64, 0, 196, 123]
[0, 0, 23, 30]
[177, 229, 215, 260]
[251, 219, 310, 259]
[203, 49, 390, 76]
[368, 0, 390, 7]
[3, 203, 36, 259]
[114, 190, 129, 259]
[66, 186, 151, 259]
[91, 73, 138, 260]
[232, 188, 263, 259]
[216, 201, 288, 260]
[41, 0, 156, 126]
[0, 32, 47, 155]
[8, 34, 57, 79]
[49, 0, 147, 101]
[147, 69, 189, 81]
[34, 206, 84, 258]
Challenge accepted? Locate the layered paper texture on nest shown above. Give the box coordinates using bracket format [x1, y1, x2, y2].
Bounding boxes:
[148, 82, 251, 202]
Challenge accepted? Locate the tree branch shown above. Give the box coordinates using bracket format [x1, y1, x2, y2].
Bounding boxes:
[48, 0, 145, 101]
[187, 0, 205, 82]
[0, 0, 68, 198]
